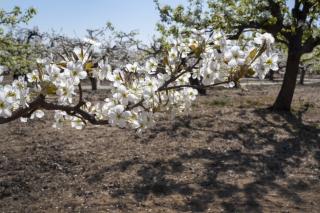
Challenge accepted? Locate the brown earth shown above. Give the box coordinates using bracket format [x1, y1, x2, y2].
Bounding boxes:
[0, 84, 320, 213]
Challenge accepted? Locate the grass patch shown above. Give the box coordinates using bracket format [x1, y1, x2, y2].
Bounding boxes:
[206, 99, 231, 107]
[244, 99, 265, 107]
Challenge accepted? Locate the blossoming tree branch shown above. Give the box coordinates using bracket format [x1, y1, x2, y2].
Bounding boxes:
[0, 30, 279, 133]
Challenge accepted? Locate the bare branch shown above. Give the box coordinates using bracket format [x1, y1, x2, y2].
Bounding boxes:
[302, 36, 320, 53]
[158, 81, 229, 92]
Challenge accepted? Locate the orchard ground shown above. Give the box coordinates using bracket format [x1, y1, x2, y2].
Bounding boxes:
[0, 83, 320, 212]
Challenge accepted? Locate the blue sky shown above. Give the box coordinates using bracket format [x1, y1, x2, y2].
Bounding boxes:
[1, 0, 295, 42]
[0, 0, 189, 42]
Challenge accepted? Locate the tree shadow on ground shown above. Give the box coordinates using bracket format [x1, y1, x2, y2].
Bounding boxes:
[87, 106, 320, 212]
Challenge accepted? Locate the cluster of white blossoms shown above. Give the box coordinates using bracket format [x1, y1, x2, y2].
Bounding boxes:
[0, 76, 30, 118]
[252, 33, 279, 79]
[0, 29, 279, 133]
[193, 31, 279, 85]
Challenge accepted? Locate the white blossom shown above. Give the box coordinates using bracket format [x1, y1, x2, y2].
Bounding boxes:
[27, 70, 40, 83]
[224, 46, 245, 67]
[65, 61, 87, 85]
[108, 105, 132, 128]
[70, 117, 85, 130]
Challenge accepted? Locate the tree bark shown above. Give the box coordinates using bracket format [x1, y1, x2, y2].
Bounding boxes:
[299, 67, 306, 85]
[268, 70, 274, 81]
[90, 77, 98, 91]
[272, 47, 301, 111]
[189, 77, 206, 95]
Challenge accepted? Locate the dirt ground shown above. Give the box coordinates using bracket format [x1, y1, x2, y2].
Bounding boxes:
[0, 84, 319, 213]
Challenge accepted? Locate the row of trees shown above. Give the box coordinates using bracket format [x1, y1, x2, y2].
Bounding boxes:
[0, 8, 150, 89]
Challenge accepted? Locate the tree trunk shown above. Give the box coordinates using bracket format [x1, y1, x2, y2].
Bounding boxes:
[272, 48, 301, 111]
[269, 70, 274, 81]
[299, 67, 306, 85]
[189, 77, 206, 95]
[90, 77, 98, 91]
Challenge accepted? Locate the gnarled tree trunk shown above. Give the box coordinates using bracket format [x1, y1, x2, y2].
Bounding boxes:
[272, 45, 302, 111]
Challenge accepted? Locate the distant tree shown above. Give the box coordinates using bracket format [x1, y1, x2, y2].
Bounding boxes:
[299, 46, 320, 84]
[0, 6, 36, 27]
[0, 7, 38, 77]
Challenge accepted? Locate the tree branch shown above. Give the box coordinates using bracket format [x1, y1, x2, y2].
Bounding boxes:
[0, 94, 109, 125]
[0, 95, 43, 124]
[302, 36, 320, 53]
[158, 81, 229, 92]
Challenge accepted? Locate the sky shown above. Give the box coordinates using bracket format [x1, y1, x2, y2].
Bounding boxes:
[1, 0, 295, 43]
[0, 0, 190, 42]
